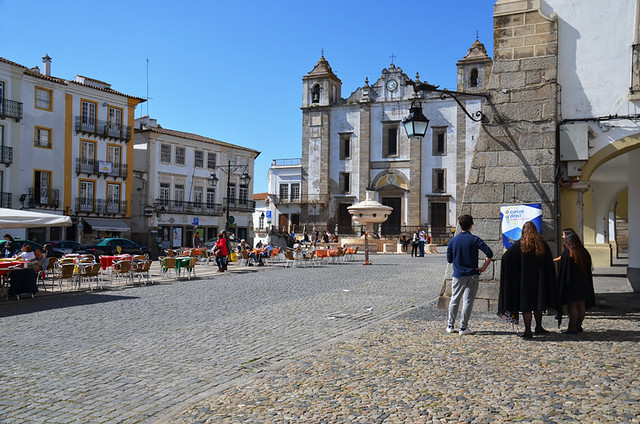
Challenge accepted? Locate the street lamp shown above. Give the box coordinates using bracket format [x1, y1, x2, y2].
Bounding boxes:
[208, 160, 252, 233]
[402, 99, 430, 138]
[402, 77, 489, 138]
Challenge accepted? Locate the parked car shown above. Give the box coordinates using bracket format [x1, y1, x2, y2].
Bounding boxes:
[45, 240, 82, 255]
[74, 238, 151, 256]
[203, 236, 239, 251]
[0, 239, 64, 257]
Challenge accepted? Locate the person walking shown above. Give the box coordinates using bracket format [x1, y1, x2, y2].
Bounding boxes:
[498, 221, 557, 339]
[213, 234, 228, 272]
[557, 231, 595, 334]
[446, 214, 493, 335]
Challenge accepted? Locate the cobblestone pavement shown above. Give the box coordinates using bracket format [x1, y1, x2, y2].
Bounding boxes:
[0, 253, 446, 423]
[171, 306, 640, 424]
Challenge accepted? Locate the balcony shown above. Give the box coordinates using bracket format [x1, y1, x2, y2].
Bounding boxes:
[75, 158, 127, 178]
[27, 188, 59, 209]
[272, 158, 301, 166]
[270, 194, 303, 204]
[74, 117, 131, 142]
[0, 99, 23, 121]
[0, 146, 12, 165]
[0, 192, 12, 208]
[271, 193, 326, 205]
[154, 199, 223, 216]
[224, 197, 256, 212]
[75, 198, 127, 215]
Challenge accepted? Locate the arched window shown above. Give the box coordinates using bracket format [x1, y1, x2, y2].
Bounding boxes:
[312, 84, 320, 103]
[470, 68, 479, 88]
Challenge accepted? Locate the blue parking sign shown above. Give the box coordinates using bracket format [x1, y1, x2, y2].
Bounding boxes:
[266, 210, 271, 219]
[193, 217, 199, 226]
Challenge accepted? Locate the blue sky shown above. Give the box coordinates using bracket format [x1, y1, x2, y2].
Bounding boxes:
[1, 0, 494, 193]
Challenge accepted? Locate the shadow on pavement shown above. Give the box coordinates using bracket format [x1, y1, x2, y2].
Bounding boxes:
[0, 292, 139, 317]
[479, 329, 640, 342]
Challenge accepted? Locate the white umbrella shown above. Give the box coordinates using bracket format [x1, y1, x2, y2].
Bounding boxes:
[0, 208, 72, 229]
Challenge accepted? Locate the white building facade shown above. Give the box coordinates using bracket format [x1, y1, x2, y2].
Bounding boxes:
[299, 47, 491, 241]
[0, 55, 142, 243]
[131, 117, 260, 256]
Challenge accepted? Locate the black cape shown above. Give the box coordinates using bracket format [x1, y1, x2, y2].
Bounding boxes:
[498, 240, 558, 319]
[557, 248, 595, 309]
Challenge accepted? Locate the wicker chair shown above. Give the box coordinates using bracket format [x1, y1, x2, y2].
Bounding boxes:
[112, 260, 132, 285]
[133, 260, 154, 285]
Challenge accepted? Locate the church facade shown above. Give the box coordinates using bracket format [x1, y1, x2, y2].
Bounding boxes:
[297, 45, 492, 241]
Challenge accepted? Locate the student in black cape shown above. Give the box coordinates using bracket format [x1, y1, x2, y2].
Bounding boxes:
[498, 221, 558, 339]
[557, 231, 595, 334]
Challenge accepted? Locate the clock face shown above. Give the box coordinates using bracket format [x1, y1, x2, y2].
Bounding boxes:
[386, 79, 398, 91]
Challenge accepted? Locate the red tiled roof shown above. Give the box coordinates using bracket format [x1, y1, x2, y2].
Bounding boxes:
[253, 192, 268, 200]
[138, 126, 261, 157]
[0, 56, 145, 101]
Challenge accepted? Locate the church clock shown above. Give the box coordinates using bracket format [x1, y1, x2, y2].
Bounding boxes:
[386, 79, 398, 91]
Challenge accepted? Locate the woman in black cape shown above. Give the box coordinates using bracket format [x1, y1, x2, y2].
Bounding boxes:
[557, 232, 595, 334]
[498, 221, 558, 339]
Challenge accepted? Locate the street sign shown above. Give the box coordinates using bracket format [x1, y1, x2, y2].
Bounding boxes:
[266, 210, 271, 219]
[193, 217, 199, 226]
[227, 216, 235, 226]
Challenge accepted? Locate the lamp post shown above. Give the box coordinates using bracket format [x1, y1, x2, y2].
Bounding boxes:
[208, 160, 251, 234]
[402, 77, 489, 138]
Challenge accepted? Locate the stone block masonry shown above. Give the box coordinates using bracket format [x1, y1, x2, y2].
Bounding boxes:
[438, 2, 559, 311]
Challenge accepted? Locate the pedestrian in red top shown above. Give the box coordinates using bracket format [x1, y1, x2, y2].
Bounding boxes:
[213, 234, 228, 272]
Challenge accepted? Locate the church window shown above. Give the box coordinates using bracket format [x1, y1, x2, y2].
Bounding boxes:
[432, 127, 447, 156]
[340, 173, 350, 193]
[340, 134, 351, 159]
[312, 84, 320, 103]
[383, 125, 398, 157]
[470, 68, 479, 88]
[433, 169, 446, 193]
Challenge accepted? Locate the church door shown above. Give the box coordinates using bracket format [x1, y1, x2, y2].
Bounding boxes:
[381, 197, 401, 235]
[430, 202, 447, 239]
[337, 203, 353, 234]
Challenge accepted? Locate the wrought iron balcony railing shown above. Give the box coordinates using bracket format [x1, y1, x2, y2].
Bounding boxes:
[223, 197, 256, 212]
[0, 146, 12, 164]
[74, 198, 127, 215]
[75, 158, 127, 178]
[74, 117, 131, 142]
[0, 192, 11, 208]
[154, 199, 223, 216]
[27, 188, 59, 209]
[270, 194, 303, 204]
[271, 158, 301, 166]
[0, 99, 23, 121]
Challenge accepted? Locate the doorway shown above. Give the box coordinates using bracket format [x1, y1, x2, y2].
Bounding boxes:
[381, 197, 401, 235]
[337, 203, 353, 234]
[430, 202, 447, 239]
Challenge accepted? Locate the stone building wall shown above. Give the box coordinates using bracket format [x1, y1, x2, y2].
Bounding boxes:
[438, 0, 559, 312]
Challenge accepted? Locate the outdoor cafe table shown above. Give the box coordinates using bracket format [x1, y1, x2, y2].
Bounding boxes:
[314, 249, 338, 260]
[99, 254, 132, 270]
[162, 256, 192, 276]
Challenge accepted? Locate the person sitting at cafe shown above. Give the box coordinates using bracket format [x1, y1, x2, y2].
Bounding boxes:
[14, 245, 36, 261]
[257, 243, 274, 266]
[237, 239, 257, 266]
[34, 248, 48, 270]
[2, 234, 16, 257]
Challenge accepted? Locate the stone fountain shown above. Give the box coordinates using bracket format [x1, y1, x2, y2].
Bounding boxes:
[347, 190, 393, 265]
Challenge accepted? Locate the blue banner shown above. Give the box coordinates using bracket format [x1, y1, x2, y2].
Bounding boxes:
[500, 203, 543, 250]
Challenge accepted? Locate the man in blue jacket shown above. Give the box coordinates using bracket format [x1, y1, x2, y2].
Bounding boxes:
[446, 214, 493, 335]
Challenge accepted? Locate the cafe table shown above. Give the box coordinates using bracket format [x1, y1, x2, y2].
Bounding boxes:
[173, 256, 193, 276]
[99, 254, 132, 270]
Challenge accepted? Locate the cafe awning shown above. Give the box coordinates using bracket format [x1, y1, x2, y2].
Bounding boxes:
[83, 218, 130, 232]
[0, 208, 72, 229]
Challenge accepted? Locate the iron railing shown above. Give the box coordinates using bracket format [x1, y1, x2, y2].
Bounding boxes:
[0, 146, 12, 164]
[74, 117, 131, 142]
[27, 188, 59, 209]
[0, 192, 11, 208]
[75, 158, 127, 178]
[0, 99, 23, 121]
[154, 199, 223, 216]
[223, 197, 255, 212]
[271, 158, 301, 166]
[74, 198, 127, 215]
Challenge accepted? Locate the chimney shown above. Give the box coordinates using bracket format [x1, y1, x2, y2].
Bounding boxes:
[42, 54, 52, 76]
